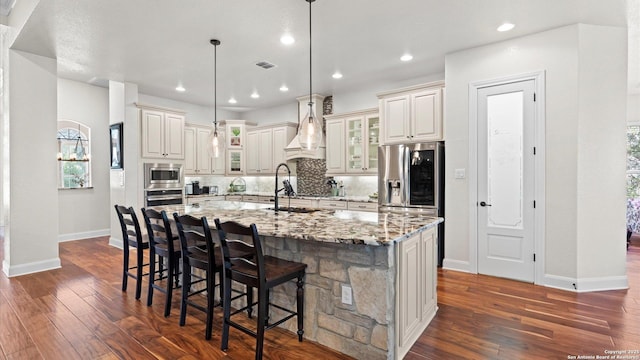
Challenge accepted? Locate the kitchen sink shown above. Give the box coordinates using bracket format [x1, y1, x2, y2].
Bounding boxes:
[268, 207, 319, 213]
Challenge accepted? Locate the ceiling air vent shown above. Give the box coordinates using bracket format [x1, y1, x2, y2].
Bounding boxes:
[256, 61, 277, 70]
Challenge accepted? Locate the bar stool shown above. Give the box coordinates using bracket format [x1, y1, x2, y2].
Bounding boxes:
[214, 219, 307, 360]
[173, 213, 220, 340]
[141, 208, 181, 317]
[114, 205, 149, 300]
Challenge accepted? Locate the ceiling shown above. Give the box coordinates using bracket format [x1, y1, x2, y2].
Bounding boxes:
[9, 0, 638, 112]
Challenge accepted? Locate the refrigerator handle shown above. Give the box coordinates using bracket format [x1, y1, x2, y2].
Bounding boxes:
[402, 146, 410, 206]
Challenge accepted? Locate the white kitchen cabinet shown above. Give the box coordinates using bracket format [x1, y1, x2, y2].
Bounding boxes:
[225, 195, 243, 201]
[325, 119, 345, 174]
[246, 123, 296, 175]
[139, 104, 185, 159]
[318, 199, 347, 210]
[346, 201, 377, 212]
[396, 226, 437, 359]
[325, 108, 378, 175]
[184, 124, 217, 175]
[378, 81, 444, 144]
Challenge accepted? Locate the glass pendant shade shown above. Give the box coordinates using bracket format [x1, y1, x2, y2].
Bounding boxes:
[298, 102, 322, 151]
[207, 127, 224, 158]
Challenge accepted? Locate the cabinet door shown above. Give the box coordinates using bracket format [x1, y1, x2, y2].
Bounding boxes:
[397, 233, 422, 347]
[164, 113, 185, 159]
[227, 149, 244, 175]
[272, 126, 291, 168]
[196, 127, 212, 174]
[382, 95, 410, 144]
[411, 89, 442, 141]
[325, 119, 345, 174]
[346, 116, 365, 174]
[258, 129, 273, 173]
[141, 109, 165, 158]
[364, 114, 380, 174]
[183, 126, 197, 175]
[420, 227, 437, 319]
[246, 131, 260, 174]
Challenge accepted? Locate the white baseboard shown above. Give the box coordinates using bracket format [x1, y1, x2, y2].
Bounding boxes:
[542, 274, 629, 292]
[2, 257, 61, 277]
[109, 237, 124, 249]
[575, 275, 629, 292]
[442, 258, 471, 273]
[58, 229, 110, 242]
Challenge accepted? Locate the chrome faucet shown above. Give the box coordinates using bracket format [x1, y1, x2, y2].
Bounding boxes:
[274, 163, 294, 212]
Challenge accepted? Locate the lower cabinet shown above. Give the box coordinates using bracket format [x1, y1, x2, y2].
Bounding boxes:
[396, 226, 437, 359]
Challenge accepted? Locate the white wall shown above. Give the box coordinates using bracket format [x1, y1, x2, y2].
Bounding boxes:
[138, 93, 240, 126]
[57, 78, 111, 241]
[240, 73, 445, 125]
[3, 49, 59, 276]
[444, 24, 628, 290]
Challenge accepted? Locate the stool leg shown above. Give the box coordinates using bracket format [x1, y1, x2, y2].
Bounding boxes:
[221, 274, 232, 352]
[179, 263, 191, 326]
[247, 285, 253, 318]
[255, 286, 268, 360]
[122, 245, 129, 292]
[205, 270, 214, 340]
[164, 255, 173, 317]
[135, 247, 144, 300]
[296, 274, 305, 342]
[147, 249, 156, 306]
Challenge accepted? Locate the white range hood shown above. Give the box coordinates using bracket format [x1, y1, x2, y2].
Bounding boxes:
[284, 94, 326, 161]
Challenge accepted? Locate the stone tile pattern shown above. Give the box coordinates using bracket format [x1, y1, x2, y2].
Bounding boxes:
[259, 235, 393, 360]
[296, 158, 333, 197]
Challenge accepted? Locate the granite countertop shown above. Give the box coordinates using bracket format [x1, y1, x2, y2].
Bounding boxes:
[161, 201, 442, 246]
[186, 192, 377, 203]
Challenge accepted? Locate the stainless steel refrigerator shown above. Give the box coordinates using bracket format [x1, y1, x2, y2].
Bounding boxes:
[378, 141, 445, 266]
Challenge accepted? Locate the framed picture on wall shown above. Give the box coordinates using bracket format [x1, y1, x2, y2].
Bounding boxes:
[110, 123, 123, 169]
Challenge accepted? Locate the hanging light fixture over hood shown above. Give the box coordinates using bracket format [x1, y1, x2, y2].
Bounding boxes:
[207, 39, 225, 158]
[284, 0, 326, 161]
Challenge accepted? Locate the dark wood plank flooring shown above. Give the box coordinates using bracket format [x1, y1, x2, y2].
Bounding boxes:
[1, 230, 639, 359]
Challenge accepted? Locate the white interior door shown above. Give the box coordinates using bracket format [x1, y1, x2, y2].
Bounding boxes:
[477, 80, 535, 282]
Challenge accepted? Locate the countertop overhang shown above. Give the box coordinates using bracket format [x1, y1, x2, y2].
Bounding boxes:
[160, 201, 442, 246]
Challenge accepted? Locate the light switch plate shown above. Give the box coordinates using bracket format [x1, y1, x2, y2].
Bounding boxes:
[454, 168, 466, 179]
[341, 285, 352, 305]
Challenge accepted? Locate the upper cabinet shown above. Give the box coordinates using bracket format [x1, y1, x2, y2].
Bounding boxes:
[246, 123, 296, 175]
[138, 104, 185, 159]
[325, 108, 379, 176]
[184, 123, 225, 176]
[378, 81, 444, 144]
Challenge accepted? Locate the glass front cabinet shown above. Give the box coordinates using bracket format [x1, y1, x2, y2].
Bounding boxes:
[325, 108, 379, 175]
[346, 112, 379, 174]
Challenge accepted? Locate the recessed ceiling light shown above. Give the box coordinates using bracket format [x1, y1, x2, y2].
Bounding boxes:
[280, 34, 295, 45]
[175, 85, 186, 92]
[497, 23, 515, 32]
[280, 85, 289, 92]
[251, 92, 260, 99]
[228, 98, 237, 104]
[400, 54, 413, 62]
[332, 72, 343, 79]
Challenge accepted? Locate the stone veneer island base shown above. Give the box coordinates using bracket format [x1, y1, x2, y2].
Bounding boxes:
[162, 201, 442, 360]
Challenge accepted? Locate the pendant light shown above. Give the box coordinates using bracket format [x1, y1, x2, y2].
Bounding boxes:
[298, 0, 322, 151]
[207, 39, 225, 158]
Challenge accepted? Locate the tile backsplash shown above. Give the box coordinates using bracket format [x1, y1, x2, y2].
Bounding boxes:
[296, 158, 332, 196]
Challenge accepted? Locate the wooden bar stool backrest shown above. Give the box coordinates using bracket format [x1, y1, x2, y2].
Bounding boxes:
[214, 220, 264, 288]
[115, 205, 145, 248]
[141, 208, 176, 255]
[173, 213, 216, 267]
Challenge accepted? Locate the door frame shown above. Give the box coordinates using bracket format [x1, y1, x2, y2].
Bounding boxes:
[468, 71, 546, 284]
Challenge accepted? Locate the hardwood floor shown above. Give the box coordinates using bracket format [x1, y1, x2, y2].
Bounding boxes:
[1, 232, 639, 359]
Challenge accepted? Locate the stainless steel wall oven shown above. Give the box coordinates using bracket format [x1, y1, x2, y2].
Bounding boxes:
[144, 163, 184, 206]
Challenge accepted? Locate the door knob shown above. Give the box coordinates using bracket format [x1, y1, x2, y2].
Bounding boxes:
[480, 201, 492, 207]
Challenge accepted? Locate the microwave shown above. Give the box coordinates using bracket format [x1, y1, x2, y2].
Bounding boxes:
[144, 163, 183, 189]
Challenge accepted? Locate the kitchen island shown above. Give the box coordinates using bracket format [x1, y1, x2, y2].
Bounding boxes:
[161, 201, 442, 360]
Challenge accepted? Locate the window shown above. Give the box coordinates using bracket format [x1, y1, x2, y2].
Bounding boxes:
[57, 120, 92, 189]
[627, 124, 640, 198]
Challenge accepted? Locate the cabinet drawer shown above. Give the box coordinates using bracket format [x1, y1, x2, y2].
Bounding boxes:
[347, 201, 378, 212]
[318, 200, 347, 210]
[243, 195, 260, 203]
[288, 198, 315, 208]
[225, 195, 243, 201]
